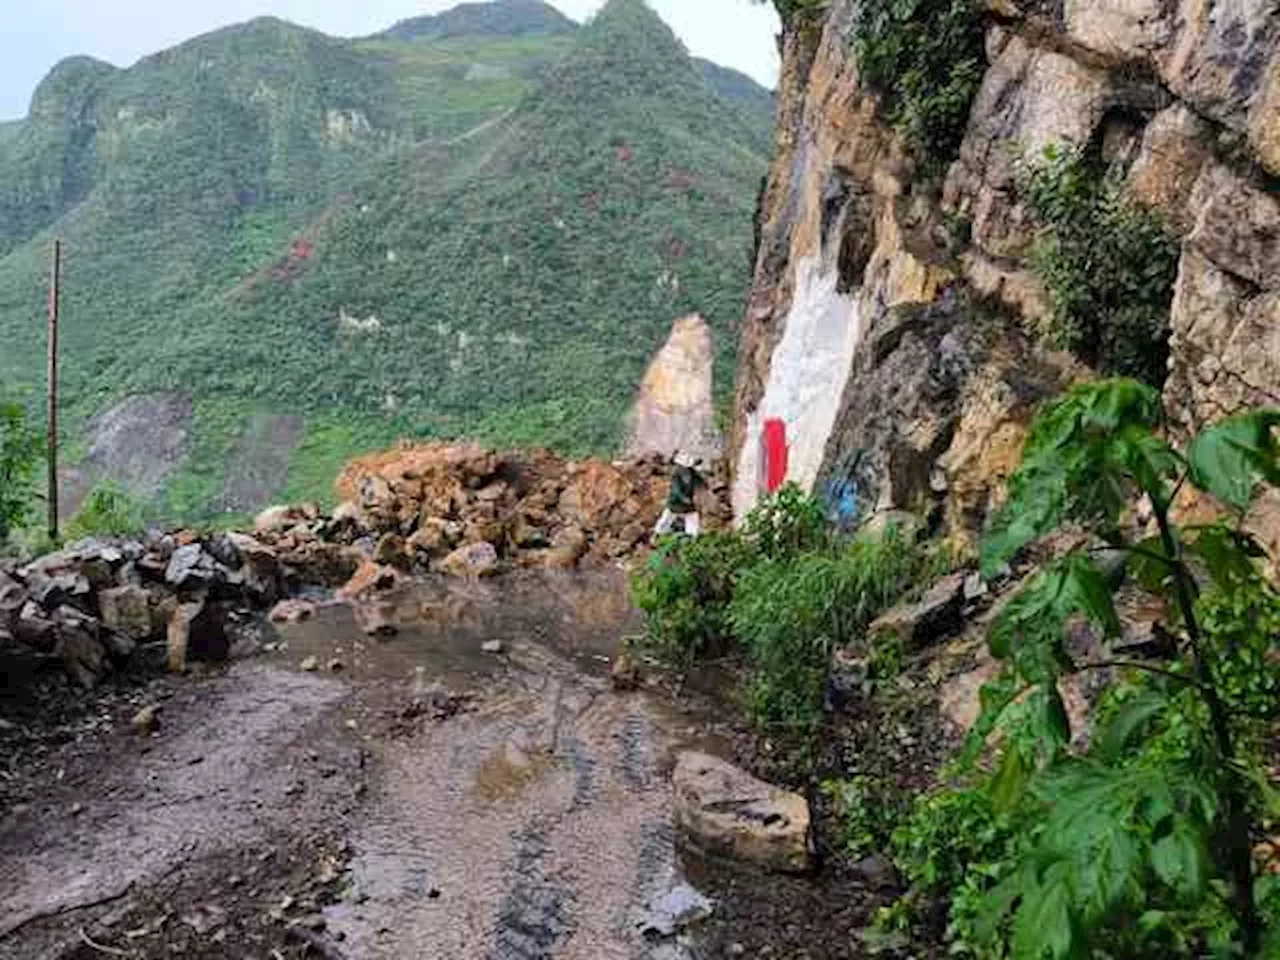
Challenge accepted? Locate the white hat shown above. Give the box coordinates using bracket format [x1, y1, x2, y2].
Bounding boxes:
[674, 451, 696, 468]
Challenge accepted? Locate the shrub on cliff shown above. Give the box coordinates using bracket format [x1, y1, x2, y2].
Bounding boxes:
[730, 524, 927, 732]
[853, 0, 986, 173]
[1026, 145, 1180, 388]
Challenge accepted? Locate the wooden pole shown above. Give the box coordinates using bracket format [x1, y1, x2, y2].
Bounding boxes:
[47, 239, 60, 543]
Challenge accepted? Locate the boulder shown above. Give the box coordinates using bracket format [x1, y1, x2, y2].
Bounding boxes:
[98, 585, 154, 641]
[278, 541, 361, 587]
[167, 601, 229, 672]
[53, 607, 108, 690]
[165, 543, 236, 594]
[373, 532, 410, 569]
[15, 601, 58, 651]
[633, 881, 715, 941]
[462, 517, 508, 550]
[352, 601, 398, 637]
[438, 542, 500, 578]
[407, 518, 455, 558]
[254, 505, 302, 536]
[551, 525, 589, 559]
[332, 500, 364, 526]
[337, 559, 402, 600]
[224, 532, 281, 603]
[25, 571, 92, 612]
[867, 572, 968, 651]
[610, 648, 640, 691]
[132, 704, 160, 736]
[672, 751, 813, 873]
[269, 598, 317, 624]
[510, 516, 548, 549]
[0, 573, 26, 631]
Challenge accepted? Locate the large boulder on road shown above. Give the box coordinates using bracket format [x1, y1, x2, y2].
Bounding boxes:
[672, 751, 813, 874]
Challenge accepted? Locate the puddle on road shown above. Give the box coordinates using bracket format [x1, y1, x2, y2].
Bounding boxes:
[271, 569, 644, 686]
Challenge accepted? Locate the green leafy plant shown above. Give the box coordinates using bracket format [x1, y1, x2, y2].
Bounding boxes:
[741, 481, 831, 558]
[0, 400, 41, 544]
[631, 484, 831, 666]
[631, 530, 754, 667]
[958, 378, 1280, 957]
[882, 784, 1035, 951]
[852, 0, 985, 173]
[1025, 146, 1180, 388]
[66, 481, 144, 540]
[730, 525, 926, 732]
[633, 485, 936, 735]
[823, 774, 904, 860]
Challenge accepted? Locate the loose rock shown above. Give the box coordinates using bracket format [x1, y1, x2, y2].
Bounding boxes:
[167, 601, 230, 673]
[635, 881, 714, 940]
[867, 572, 968, 651]
[98, 584, 154, 641]
[270, 598, 316, 624]
[610, 648, 640, 690]
[438, 542, 499, 578]
[132, 704, 160, 736]
[672, 751, 813, 873]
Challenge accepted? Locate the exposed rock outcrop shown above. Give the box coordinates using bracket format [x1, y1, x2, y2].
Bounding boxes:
[734, 0, 1280, 555]
[626, 313, 723, 465]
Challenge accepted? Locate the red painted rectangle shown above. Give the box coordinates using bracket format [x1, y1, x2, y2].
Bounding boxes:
[760, 418, 788, 494]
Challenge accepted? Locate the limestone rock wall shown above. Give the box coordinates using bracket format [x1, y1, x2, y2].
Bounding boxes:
[734, 0, 1280, 548]
[625, 314, 723, 466]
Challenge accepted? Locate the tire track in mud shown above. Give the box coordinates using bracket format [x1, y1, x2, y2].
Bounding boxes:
[330, 646, 695, 960]
[491, 827, 577, 960]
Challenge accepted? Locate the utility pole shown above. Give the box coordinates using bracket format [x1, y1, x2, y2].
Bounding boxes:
[46, 239, 60, 543]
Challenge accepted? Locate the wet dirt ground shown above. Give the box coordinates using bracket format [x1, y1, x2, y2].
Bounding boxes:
[0, 571, 895, 959]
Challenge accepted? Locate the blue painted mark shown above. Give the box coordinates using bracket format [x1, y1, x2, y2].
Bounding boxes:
[822, 448, 867, 530]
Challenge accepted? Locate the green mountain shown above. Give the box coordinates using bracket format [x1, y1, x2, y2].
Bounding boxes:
[0, 0, 770, 522]
[383, 0, 578, 40]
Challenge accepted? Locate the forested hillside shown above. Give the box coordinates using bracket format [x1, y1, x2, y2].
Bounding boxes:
[0, 0, 772, 522]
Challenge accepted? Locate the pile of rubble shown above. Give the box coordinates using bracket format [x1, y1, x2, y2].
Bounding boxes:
[0, 443, 728, 688]
[261, 442, 729, 575]
[0, 531, 292, 689]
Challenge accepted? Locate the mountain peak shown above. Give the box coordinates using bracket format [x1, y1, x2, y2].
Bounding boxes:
[383, 0, 578, 42]
[542, 0, 695, 91]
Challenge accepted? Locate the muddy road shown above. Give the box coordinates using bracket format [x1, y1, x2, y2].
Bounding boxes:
[0, 572, 883, 959]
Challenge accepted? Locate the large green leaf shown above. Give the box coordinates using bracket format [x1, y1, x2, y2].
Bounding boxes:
[1011, 862, 1076, 959]
[1186, 409, 1280, 510]
[1094, 688, 1170, 761]
[982, 379, 1169, 574]
[1151, 827, 1208, 898]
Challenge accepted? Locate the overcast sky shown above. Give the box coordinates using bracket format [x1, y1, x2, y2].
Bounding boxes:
[0, 0, 781, 121]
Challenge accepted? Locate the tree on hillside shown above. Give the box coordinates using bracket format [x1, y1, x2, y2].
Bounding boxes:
[0, 400, 40, 544]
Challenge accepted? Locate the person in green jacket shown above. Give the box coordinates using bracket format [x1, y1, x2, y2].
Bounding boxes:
[653, 451, 705, 539]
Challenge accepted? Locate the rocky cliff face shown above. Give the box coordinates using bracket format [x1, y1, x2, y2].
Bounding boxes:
[626, 314, 723, 465]
[735, 0, 1280, 550]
